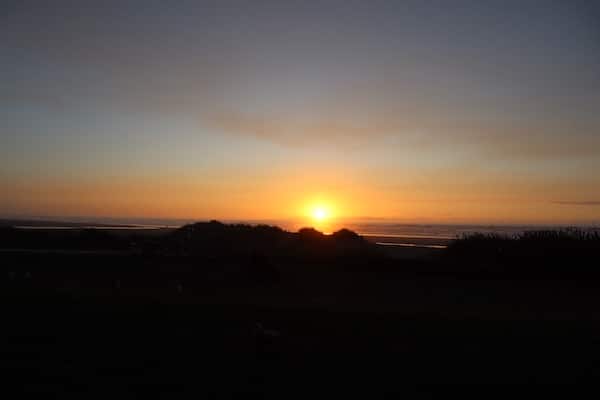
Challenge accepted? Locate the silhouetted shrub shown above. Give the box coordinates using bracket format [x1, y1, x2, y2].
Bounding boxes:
[331, 228, 363, 242]
[297, 227, 325, 241]
[163, 222, 373, 261]
[445, 229, 600, 277]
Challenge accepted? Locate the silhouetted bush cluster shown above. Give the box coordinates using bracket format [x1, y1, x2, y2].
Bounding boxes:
[446, 229, 600, 276]
[163, 221, 372, 261]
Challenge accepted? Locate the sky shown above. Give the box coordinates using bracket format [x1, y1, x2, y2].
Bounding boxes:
[1, 0, 600, 225]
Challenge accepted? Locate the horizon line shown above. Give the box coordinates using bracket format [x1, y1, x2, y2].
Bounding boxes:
[1, 214, 599, 228]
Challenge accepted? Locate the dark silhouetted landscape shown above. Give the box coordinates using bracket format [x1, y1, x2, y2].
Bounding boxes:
[2, 220, 600, 395]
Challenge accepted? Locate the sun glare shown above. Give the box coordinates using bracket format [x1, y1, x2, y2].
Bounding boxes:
[302, 199, 337, 228]
[312, 206, 328, 222]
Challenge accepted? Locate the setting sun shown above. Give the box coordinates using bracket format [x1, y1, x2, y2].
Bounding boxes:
[312, 207, 328, 222]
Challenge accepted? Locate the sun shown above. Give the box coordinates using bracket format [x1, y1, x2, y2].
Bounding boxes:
[312, 206, 329, 222]
[302, 199, 336, 227]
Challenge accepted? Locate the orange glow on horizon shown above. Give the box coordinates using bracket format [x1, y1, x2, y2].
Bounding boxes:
[2, 168, 599, 226]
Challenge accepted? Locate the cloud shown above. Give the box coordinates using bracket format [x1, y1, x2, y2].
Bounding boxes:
[205, 109, 600, 161]
[205, 111, 413, 148]
[553, 201, 600, 206]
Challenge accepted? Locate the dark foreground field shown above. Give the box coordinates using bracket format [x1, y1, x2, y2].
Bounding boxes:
[2, 222, 600, 394]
